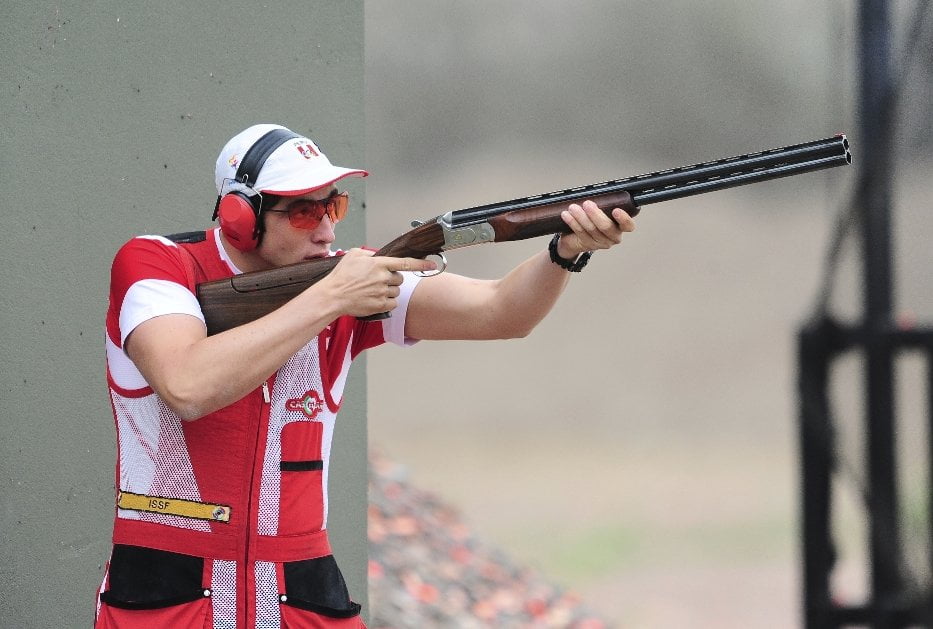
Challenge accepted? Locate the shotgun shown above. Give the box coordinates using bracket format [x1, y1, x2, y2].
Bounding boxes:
[198, 134, 851, 334]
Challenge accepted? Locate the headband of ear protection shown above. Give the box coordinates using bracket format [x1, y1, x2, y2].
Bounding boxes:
[214, 128, 301, 251]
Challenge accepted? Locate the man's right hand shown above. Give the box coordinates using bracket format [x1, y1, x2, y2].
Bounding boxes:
[321, 248, 436, 318]
[126, 250, 434, 421]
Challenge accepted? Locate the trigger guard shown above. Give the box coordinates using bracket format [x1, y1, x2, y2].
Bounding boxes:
[416, 253, 447, 277]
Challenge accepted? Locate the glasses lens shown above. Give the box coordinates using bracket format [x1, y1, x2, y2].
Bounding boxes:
[327, 192, 349, 223]
[286, 192, 349, 230]
[286, 200, 326, 229]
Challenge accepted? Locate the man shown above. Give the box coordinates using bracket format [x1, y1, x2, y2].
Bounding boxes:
[95, 123, 635, 628]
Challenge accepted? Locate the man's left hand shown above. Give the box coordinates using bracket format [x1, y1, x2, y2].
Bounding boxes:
[557, 200, 636, 259]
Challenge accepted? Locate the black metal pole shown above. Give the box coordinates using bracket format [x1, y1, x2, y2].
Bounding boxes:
[858, 0, 899, 625]
[799, 324, 836, 628]
[928, 351, 933, 620]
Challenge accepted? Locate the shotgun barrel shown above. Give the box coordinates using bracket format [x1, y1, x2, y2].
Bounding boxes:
[449, 134, 850, 226]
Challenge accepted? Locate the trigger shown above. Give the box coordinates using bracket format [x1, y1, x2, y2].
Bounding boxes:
[416, 253, 447, 277]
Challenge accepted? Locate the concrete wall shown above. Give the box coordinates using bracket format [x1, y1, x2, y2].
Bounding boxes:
[1, 2, 368, 625]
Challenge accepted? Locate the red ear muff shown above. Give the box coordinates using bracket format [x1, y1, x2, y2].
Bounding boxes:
[214, 128, 301, 252]
[217, 192, 259, 251]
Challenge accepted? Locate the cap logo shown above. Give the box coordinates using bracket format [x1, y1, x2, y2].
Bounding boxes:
[295, 142, 319, 159]
[228, 154, 240, 168]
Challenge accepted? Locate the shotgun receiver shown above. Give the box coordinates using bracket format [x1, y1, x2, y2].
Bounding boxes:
[198, 134, 851, 334]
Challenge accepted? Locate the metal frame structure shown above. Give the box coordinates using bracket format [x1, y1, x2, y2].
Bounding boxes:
[798, 0, 933, 626]
[799, 324, 933, 627]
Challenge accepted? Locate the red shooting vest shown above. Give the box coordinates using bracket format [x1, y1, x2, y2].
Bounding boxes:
[97, 229, 385, 628]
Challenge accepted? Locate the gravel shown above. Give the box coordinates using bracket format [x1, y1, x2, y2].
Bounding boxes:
[368, 451, 612, 628]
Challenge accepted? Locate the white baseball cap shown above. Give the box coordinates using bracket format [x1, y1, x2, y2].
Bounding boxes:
[215, 123, 368, 198]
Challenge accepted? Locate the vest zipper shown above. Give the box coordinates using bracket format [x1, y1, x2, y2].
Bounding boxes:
[243, 378, 272, 624]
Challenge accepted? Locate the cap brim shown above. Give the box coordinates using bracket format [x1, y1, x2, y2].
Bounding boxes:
[260, 168, 368, 197]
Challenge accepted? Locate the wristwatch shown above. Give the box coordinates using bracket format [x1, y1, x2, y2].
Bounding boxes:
[548, 234, 592, 272]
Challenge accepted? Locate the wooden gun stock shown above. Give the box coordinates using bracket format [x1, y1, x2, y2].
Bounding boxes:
[198, 134, 851, 335]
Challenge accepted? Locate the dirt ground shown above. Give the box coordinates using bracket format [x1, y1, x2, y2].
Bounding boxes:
[365, 153, 933, 627]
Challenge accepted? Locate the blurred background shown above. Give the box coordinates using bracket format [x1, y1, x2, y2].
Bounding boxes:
[363, 1, 933, 626]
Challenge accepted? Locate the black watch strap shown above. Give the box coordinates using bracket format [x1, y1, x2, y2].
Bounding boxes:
[548, 234, 592, 272]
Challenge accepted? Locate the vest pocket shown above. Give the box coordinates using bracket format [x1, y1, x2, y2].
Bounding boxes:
[96, 545, 211, 627]
[279, 601, 363, 628]
[279, 421, 325, 535]
[96, 597, 211, 628]
[279, 556, 363, 628]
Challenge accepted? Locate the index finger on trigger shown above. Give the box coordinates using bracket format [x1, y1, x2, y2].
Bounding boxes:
[389, 257, 437, 274]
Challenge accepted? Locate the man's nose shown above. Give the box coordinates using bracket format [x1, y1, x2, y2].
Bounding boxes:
[314, 215, 336, 243]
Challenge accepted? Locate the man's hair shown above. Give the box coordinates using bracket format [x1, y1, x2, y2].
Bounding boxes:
[258, 193, 284, 213]
[255, 193, 283, 239]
